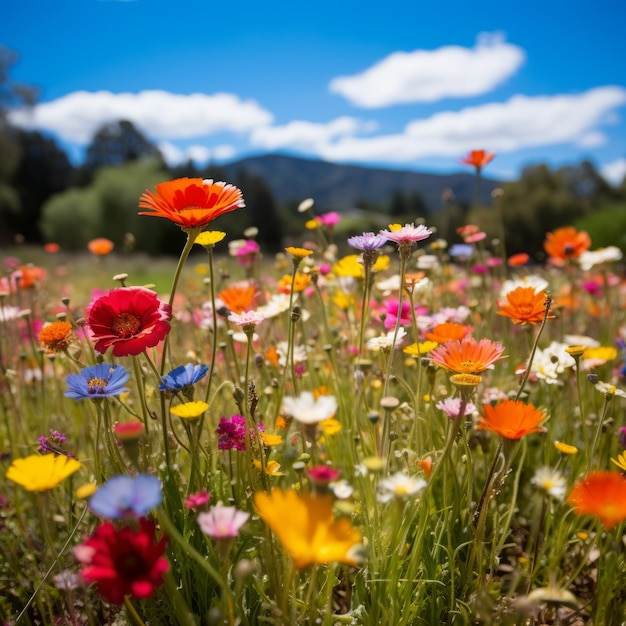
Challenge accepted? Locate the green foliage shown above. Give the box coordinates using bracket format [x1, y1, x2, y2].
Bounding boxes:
[576, 202, 626, 254]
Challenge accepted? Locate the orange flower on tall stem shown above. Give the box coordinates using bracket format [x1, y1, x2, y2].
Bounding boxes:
[567, 471, 626, 530]
[497, 286, 553, 325]
[543, 227, 591, 263]
[460, 150, 495, 171]
[476, 399, 546, 440]
[139, 178, 244, 230]
[218, 284, 257, 314]
[430, 336, 506, 374]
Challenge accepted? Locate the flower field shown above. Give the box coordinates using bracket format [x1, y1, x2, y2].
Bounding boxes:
[1, 175, 626, 625]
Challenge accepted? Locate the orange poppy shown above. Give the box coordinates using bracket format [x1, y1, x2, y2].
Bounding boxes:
[15, 265, 46, 289]
[543, 227, 591, 262]
[460, 150, 495, 171]
[567, 471, 626, 530]
[139, 178, 244, 230]
[87, 238, 114, 256]
[429, 336, 506, 374]
[497, 286, 553, 325]
[425, 322, 473, 344]
[218, 284, 256, 314]
[476, 399, 546, 440]
[507, 253, 529, 266]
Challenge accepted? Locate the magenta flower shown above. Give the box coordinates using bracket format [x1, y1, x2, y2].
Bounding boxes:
[197, 503, 249, 539]
[318, 211, 341, 227]
[383, 299, 413, 330]
[184, 488, 211, 509]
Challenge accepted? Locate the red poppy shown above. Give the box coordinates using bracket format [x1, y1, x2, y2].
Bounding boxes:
[139, 178, 244, 230]
[460, 150, 495, 171]
[543, 227, 591, 262]
[567, 471, 626, 530]
[87, 287, 172, 357]
[74, 518, 169, 604]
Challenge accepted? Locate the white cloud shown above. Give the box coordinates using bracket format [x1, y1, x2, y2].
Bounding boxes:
[601, 157, 626, 185]
[8, 90, 274, 144]
[157, 141, 236, 166]
[315, 87, 626, 163]
[250, 116, 375, 152]
[329, 32, 525, 108]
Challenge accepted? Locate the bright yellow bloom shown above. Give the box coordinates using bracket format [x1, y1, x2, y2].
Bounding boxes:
[305, 219, 320, 230]
[254, 489, 362, 570]
[373, 255, 390, 272]
[333, 255, 364, 278]
[260, 432, 283, 447]
[332, 291, 353, 311]
[76, 483, 97, 499]
[555, 441, 578, 455]
[6, 454, 81, 492]
[278, 272, 311, 293]
[195, 231, 226, 246]
[170, 401, 209, 420]
[253, 460, 285, 476]
[285, 247, 313, 260]
[319, 418, 342, 436]
[583, 346, 618, 362]
[611, 452, 626, 472]
[404, 341, 438, 356]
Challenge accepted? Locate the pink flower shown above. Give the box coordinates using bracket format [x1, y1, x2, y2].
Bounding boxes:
[318, 211, 341, 227]
[380, 224, 432, 246]
[234, 240, 260, 267]
[436, 397, 477, 419]
[383, 299, 413, 329]
[197, 503, 249, 539]
[185, 488, 211, 509]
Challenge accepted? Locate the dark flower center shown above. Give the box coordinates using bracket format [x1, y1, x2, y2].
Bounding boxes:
[112, 313, 142, 338]
[87, 377, 108, 394]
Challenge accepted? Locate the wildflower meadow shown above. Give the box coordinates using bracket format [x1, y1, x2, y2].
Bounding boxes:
[2, 167, 626, 626]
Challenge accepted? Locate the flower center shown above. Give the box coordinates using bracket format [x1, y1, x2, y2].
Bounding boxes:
[112, 313, 142, 338]
[87, 377, 108, 394]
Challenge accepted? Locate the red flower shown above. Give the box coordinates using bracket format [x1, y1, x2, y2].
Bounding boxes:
[74, 518, 169, 604]
[87, 287, 172, 357]
[460, 150, 495, 171]
[139, 178, 244, 230]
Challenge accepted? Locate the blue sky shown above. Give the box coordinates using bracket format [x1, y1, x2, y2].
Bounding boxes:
[3, 0, 626, 182]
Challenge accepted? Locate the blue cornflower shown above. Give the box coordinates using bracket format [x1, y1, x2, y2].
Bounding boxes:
[449, 244, 475, 260]
[65, 363, 130, 400]
[160, 363, 209, 393]
[347, 232, 388, 252]
[89, 474, 162, 519]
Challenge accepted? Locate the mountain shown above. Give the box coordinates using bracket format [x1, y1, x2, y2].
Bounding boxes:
[221, 153, 503, 212]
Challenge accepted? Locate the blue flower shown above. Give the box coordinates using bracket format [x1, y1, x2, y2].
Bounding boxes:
[449, 244, 475, 260]
[159, 363, 209, 393]
[65, 363, 130, 400]
[89, 474, 162, 519]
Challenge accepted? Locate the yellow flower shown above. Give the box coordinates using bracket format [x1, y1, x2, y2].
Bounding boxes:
[319, 418, 342, 436]
[253, 460, 285, 476]
[170, 401, 209, 420]
[260, 432, 283, 447]
[305, 219, 320, 230]
[388, 223, 402, 231]
[372, 255, 390, 272]
[195, 263, 209, 276]
[403, 341, 438, 356]
[583, 346, 618, 361]
[76, 483, 97, 499]
[254, 489, 362, 570]
[285, 247, 313, 261]
[554, 441, 578, 455]
[195, 231, 226, 247]
[332, 291, 353, 311]
[6, 454, 81, 492]
[333, 255, 364, 278]
[611, 452, 626, 472]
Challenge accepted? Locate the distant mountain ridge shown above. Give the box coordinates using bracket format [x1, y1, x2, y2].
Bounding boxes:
[222, 153, 502, 211]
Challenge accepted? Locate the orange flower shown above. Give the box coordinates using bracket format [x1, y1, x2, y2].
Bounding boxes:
[278, 272, 311, 293]
[425, 322, 473, 344]
[254, 489, 362, 570]
[507, 252, 529, 266]
[476, 399, 546, 440]
[139, 178, 244, 230]
[87, 238, 114, 256]
[38, 321, 74, 353]
[15, 265, 46, 289]
[218, 284, 256, 314]
[430, 336, 506, 374]
[43, 242, 60, 253]
[543, 227, 591, 262]
[497, 286, 553, 325]
[567, 471, 626, 530]
[460, 150, 495, 171]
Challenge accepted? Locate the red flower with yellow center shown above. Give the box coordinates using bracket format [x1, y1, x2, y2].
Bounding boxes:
[38, 320, 74, 353]
[87, 287, 172, 357]
[543, 227, 591, 262]
[497, 286, 553, 325]
[429, 336, 506, 374]
[425, 322, 473, 344]
[460, 149, 495, 171]
[476, 399, 546, 440]
[567, 471, 626, 530]
[139, 178, 244, 230]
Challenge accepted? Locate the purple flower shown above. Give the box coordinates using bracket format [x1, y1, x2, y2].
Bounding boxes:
[89, 474, 162, 519]
[216, 415, 263, 450]
[347, 232, 388, 251]
[618, 427, 626, 449]
[37, 429, 72, 456]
